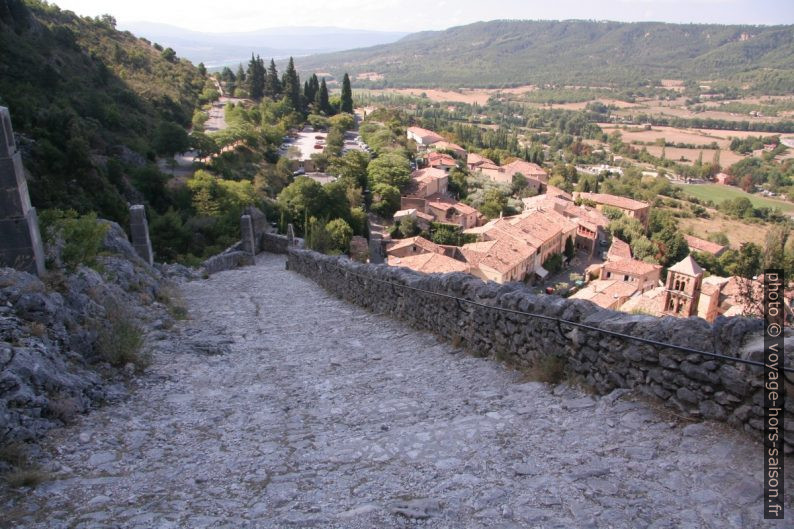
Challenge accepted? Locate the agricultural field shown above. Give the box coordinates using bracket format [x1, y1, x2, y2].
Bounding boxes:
[358, 85, 537, 105]
[599, 124, 785, 166]
[644, 145, 745, 166]
[674, 210, 773, 248]
[674, 183, 794, 214]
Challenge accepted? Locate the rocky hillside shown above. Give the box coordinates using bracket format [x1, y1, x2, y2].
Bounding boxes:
[0, 0, 208, 222]
[0, 219, 192, 450]
[296, 19, 794, 91]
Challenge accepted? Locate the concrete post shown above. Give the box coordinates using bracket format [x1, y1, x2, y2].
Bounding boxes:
[0, 107, 45, 276]
[241, 214, 255, 256]
[287, 223, 296, 247]
[129, 205, 154, 266]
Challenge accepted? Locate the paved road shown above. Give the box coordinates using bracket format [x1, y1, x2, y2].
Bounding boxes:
[1, 254, 789, 528]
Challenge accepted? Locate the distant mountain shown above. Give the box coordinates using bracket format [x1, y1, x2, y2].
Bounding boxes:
[120, 22, 409, 69]
[292, 19, 794, 91]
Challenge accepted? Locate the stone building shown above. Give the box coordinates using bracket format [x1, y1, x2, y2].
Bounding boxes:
[661, 255, 704, 317]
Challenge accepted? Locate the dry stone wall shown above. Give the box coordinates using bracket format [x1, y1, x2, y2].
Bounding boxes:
[288, 248, 793, 452]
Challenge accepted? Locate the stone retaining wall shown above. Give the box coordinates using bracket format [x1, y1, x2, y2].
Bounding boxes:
[201, 243, 253, 276]
[288, 248, 792, 452]
[262, 233, 290, 254]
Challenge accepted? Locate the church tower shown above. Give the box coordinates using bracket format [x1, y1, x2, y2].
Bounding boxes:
[662, 255, 704, 318]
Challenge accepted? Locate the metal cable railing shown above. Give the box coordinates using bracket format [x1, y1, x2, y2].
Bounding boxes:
[308, 259, 793, 374]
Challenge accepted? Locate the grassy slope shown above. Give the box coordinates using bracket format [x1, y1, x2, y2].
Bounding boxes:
[0, 0, 205, 221]
[677, 183, 794, 213]
[295, 20, 794, 90]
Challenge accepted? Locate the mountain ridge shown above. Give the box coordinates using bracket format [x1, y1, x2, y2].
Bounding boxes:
[291, 19, 794, 91]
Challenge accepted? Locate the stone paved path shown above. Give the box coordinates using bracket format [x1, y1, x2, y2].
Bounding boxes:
[2, 254, 791, 528]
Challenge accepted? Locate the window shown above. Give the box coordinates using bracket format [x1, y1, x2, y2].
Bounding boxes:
[624, 275, 630, 282]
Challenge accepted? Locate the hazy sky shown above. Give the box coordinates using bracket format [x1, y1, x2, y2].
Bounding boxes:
[52, 0, 794, 33]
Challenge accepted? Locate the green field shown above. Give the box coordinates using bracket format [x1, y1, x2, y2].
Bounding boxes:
[677, 183, 794, 214]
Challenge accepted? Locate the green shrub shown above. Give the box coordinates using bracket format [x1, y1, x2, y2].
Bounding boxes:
[95, 300, 148, 370]
[39, 209, 109, 271]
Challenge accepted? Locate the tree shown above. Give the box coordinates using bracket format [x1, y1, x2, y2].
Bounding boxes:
[197, 63, 207, 77]
[154, 122, 189, 156]
[564, 236, 575, 261]
[161, 47, 177, 63]
[247, 54, 265, 100]
[399, 216, 419, 238]
[367, 152, 412, 191]
[277, 176, 327, 235]
[265, 59, 281, 99]
[316, 78, 331, 115]
[340, 73, 353, 114]
[326, 218, 353, 253]
[305, 74, 319, 106]
[282, 57, 301, 111]
[480, 188, 508, 219]
[370, 183, 401, 218]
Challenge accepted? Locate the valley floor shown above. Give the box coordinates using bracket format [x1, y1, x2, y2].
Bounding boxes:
[1, 253, 790, 528]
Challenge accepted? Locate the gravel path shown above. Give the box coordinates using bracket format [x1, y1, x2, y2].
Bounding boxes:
[1, 253, 789, 528]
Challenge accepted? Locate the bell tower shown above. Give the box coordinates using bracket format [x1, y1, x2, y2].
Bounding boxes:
[662, 255, 704, 317]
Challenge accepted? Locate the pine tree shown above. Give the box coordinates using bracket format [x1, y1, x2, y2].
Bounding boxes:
[283, 57, 301, 111]
[235, 63, 246, 83]
[317, 78, 331, 115]
[265, 59, 281, 99]
[340, 73, 353, 114]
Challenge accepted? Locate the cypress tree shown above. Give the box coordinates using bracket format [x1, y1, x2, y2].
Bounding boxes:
[265, 59, 281, 99]
[247, 54, 265, 100]
[283, 57, 301, 110]
[317, 78, 330, 115]
[340, 73, 353, 114]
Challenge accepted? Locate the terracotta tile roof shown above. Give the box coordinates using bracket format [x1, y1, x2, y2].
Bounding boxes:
[409, 167, 448, 193]
[387, 236, 442, 255]
[416, 211, 435, 222]
[389, 252, 469, 274]
[467, 153, 495, 166]
[432, 141, 466, 155]
[570, 279, 640, 309]
[619, 286, 665, 315]
[425, 194, 478, 216]
[501, 160, 548, 181]
[668, 255, 703, 277]
[576, 192, 649, 211]
[427, 152, 457, 167]
[461, 238, 534, 274]
[603, 258, 662, 277]
[545, 185, 572, 200]
[562, 203, 610, 228]
[607, 239, 632, 261]
[684, 235, 726, 256]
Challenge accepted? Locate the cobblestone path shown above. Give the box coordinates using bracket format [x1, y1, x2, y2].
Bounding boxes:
[2, 254, 790, 528]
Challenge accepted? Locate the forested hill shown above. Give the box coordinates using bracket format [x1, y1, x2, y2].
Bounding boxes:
[296, 19, 794, 92]
[0, 0, 208, 222]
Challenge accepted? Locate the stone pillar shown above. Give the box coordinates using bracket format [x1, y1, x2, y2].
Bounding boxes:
[129, 205, 153, 266]
[241, 214, 255, 256]
[0, 107, 45, 276]
[287, 224, 295, 247]
[369, 232, 384, 264]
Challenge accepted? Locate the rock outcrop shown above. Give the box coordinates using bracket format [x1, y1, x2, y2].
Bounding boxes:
[0, 220, 178, 447]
